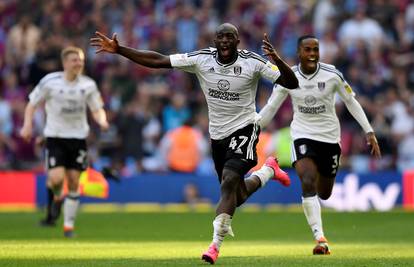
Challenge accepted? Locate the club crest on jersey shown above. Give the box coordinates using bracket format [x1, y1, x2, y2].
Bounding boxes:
[318, 82, 326, 91]
[299, 144, 307, 154]
[217, 79, 230, 91]
[234, 66, 242, 76]
[304, 95, 317, 106]
[49, 157, 56, 167]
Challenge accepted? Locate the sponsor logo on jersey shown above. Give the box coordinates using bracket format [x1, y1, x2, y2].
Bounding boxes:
[304, 85, 314, 90]
[298, 105, 326, 114]
[234, 66, 242, 76]
[61, 106, 85, 114]
[208, 88, 240, 101]
[208, 67, 215, 73]
[217, 80, 230, 91]
[318, 82, 326, 91]
[61, 100, 84, 114]
[299, 144, 307, 154]
[304, 95, 317, 106]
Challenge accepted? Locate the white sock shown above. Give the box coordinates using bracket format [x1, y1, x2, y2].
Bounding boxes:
[251, 166, 274, 187]
[302, 195, 325, 241]
[212, 213, 234, 250]
[63, 191, 80, 230]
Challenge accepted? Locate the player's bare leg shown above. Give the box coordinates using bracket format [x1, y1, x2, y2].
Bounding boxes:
[40, 187, 63, 227]
[317, 175, 335, 201]
[202, 168, 238, 264]
[40, 167, 65, 226]
[48, 167, 65, 196]
[235, 175, 261, 207]
[296, 158, 330, 255]
[63, 169, 81, 238]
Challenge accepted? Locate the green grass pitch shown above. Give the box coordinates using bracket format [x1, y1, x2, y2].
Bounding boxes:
[0, 210, 413, 266]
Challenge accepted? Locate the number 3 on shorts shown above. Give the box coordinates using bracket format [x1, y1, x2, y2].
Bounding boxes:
[331, 154, 339, 174]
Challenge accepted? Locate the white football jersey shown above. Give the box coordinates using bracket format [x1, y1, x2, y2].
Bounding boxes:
[29, 72, 103, 139]
[170, 48, 281, 140]
[275, 63, 356, 143]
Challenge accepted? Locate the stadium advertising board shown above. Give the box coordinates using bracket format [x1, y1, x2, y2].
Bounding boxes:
[0, 172, 36, 208]
[322, 172, 401, 211]
[28, 170, 414, 211]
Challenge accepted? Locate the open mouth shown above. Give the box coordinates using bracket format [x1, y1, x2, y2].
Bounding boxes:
[220, 46, 230, 54]
[220, 45, 230, 53]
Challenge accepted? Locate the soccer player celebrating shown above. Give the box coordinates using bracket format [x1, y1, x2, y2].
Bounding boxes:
[20, 46, 109, 237]
[91, 23, 298, 264]
[258, 35, 382, 254]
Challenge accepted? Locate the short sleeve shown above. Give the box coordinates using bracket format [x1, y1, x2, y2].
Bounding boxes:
[87, 82, 104, 111]
[28, 79, 49, 106]
[170, 52, 199, 73]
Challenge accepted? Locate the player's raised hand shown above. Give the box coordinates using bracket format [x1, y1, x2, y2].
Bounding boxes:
[261, 33, 281, 62]
[366, 132, 381, 159]
[90, 32, 119, 54]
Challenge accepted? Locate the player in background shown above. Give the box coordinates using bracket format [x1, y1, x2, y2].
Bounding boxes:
[257, 35, 381, 254]
[20, 46, 109, 237]
[35, 134, 120, 227]
[90, 23, 298, 264]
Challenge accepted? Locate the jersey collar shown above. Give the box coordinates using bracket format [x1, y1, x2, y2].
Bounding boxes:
[214, 51, 239, 67]
[298, 63, 320, 80]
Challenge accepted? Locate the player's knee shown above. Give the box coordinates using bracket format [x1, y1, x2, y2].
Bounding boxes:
[318, 191, 332, 200]
[220, 176, 237, 194]
[220, 170, 240, 194]
[48, 176, 63, 188]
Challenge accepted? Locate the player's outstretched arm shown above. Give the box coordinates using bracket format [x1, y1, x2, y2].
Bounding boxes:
[90, 31, 172, 68]
[340, 92, 382, 159]
[366, 132, 381, 159]
[258, 88, 288, 128]
[262, 33, 298, 89]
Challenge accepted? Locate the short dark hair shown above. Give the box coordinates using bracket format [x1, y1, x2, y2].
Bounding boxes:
[297, 35, 317, 49]
[215, 23, 239, 37]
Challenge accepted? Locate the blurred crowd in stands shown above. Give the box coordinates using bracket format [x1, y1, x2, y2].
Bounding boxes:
[0, 0, 414, 176]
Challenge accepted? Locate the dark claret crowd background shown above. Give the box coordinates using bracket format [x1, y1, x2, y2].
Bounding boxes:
[1, 0, 414, 175]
